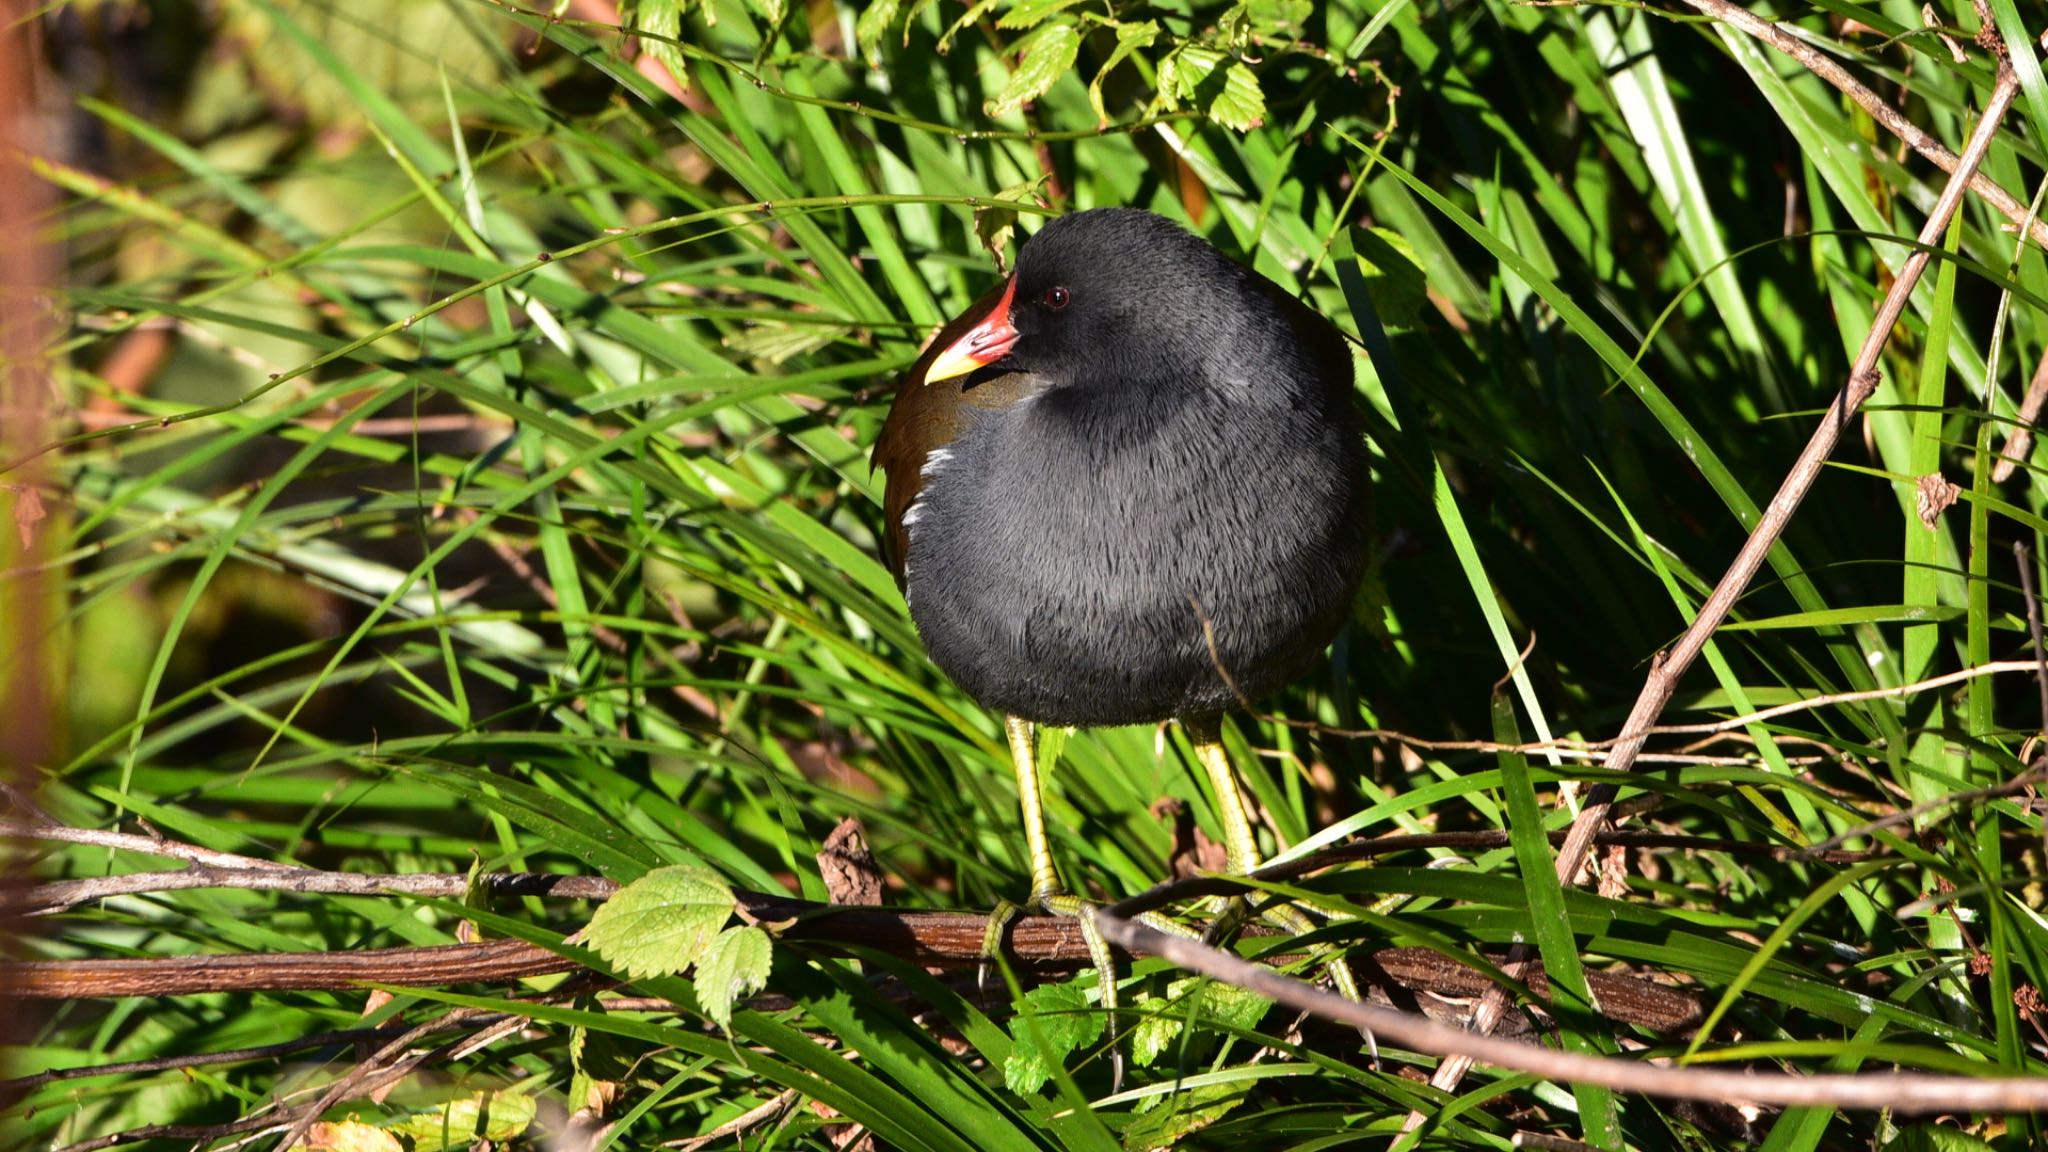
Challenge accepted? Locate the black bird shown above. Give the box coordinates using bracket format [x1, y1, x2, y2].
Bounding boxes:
[873, 207, 1370, 912]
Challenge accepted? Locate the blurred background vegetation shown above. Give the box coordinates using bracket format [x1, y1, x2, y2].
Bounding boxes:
[8, 0, 2048, 1148]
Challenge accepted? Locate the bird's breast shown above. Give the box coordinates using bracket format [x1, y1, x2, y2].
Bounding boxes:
[900, 388, 1368, 727]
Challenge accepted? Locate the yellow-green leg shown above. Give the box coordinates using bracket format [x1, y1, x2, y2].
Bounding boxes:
[983, 716, 1205, 1088]
[1185, 718, 1365, 1014]
[980, 716, 1125, 1083]
[1008, 716, 1065, 903]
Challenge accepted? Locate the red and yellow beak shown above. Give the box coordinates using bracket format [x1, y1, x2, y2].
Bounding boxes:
[923, 276, 1020, 385]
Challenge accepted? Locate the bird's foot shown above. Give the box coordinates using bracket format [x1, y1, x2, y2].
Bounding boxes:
[1221, 894, 1376, 1066]
[979, 890, 1201, 1091]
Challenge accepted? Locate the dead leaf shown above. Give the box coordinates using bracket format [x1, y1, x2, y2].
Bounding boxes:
[1151, 797, 1227, 880]
[293, 1121, 402, 1152]
[1916, 472, 1961, 530]
[10, 485, 45, 549]
[818, 817, 883, 906]
[1598, 843, 1630, 900]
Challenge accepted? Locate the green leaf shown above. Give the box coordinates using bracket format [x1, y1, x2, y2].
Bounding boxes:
[582, 863, 735, 979]
[695, 926, 773, 1031]
[1088, 20, 1158, 127]
[996, 0, 1084, 29]
[1130, 978, 1273, 1067]
[1245, 0, 1312, 34]
[975, 174, 1051, 271]
[1889, 1125, 1999, 1152]
[1715, 604, 1965, 632]
[1161, 46, 1266, 131]
[389, 1092, 537, 1152]
[854, 0, 901, 66]
[984, 21, 1081, 119]
[1002, 979, 1103, 1094]
[748, 0, 785, 23]
[633, 0, 690, 91]
[1121, 1082, 1250, 1149]
[1350, 227, 1428, 328]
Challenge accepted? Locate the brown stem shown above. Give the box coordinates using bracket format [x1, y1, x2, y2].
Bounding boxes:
[1094, 902, 2048, 1114]
[1679, 0, 2048, 251]
[1420, 60, 2027, 1108]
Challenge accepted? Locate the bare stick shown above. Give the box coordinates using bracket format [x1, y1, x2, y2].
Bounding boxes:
[1679, 0, 2047, 251]
[1092, 902, 2048, 1113]
[1992, 352, 2048, 481]
[1421, 61, 2026, 1108]
[1555, 60, 2020, 951]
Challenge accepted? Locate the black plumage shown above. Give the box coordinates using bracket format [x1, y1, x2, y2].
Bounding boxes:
[875, 208, 1370, 729]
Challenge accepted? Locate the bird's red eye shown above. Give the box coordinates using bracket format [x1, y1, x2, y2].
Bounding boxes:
[1042, 286, 1070, 310]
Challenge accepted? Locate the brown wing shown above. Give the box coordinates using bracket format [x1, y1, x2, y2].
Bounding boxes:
[872, 283, 1026, 585]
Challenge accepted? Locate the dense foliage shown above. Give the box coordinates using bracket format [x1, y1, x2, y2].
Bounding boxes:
[10, 0, 2048, 1148]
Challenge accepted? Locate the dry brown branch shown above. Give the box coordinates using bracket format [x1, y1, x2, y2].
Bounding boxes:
[3, 904, 1702, 1035]
[2019, 542, 2048, 731]
[1418, 56, 2027, 1109]
[273, 1010, 527, 1152]
[1552, 59, 2021, 946]
[1644, 659, 2047, 736]
[1678, 0, 2048, 251]
[1992, 351, 2048, 481]
[6, 824, 1869, 921]
[1279, 659, 2048, 755]
[1092, 901, 2048, 1114]
[4, 1018, 488, 1094]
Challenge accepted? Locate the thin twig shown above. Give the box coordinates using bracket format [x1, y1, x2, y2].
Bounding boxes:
[1678, 0, 2047, 251]
[1802, 764, 2048, 855]
[1423, 60, 2027, 1107]
[2020, 543, 2048, 734]
[1992, 351, 2048, 481]
[1092, 901, 2048, 1113]
[662, 1090, 800, 1150]
[0, 1019, 485, 1094]
[1, 819, 302, 871]
[272, 1009, 514, 1152]
[7, 859, 618, 915]
[1553, 60, 2021, 929]
[1260, 660, 2046, 756]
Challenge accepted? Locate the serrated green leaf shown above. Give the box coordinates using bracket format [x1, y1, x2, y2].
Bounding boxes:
[726, 321, 850, 365]
[1088, 20, 1158, 127]
[996, 0, 1083, 29]
[984, 21, 1080, 119]
[1246, 0, 1312, 34]
[747, 0, 784, 23]
[1131, 978, 1272, 1068]
[854, 0, 900, 66]
[634, 0, 690, 91]
[974, 174, 1051, 271]
[1132, 1089, 1248, 1142]
[1209, 62, 1265, 131]
[1121, 1082, 1248, 1149]
[1199, 980, 1273, 1030]
[583, 863, 734, 979]
[1130, 983, 1191, 1068]
[1002, 979, 1102, 1094]
[695, 925, 773, 1031]
[389, 1092, 536, 1152]
[1351, 226, 1428, 328]
[1890, 1125, 1998, 1152]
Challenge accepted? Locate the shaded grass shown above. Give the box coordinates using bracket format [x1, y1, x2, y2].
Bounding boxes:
[10, 0, 2048, 1148]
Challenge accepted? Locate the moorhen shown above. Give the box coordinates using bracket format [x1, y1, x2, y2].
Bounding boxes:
[874, 207, 1370, 916]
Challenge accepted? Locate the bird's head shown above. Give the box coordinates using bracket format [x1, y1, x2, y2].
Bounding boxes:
[921, 208, 1259, 392]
